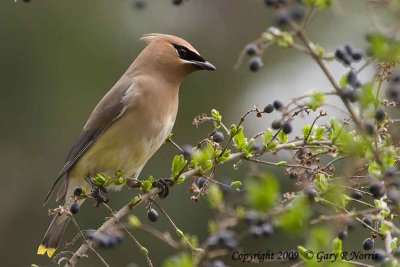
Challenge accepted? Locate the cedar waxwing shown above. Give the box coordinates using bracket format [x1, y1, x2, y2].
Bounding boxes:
[37, 33, 215, 258]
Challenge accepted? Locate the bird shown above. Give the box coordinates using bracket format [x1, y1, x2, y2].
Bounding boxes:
[37, 33, 215, 258]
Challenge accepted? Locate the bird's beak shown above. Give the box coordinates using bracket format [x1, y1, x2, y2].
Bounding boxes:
[193, 61, 216, 71]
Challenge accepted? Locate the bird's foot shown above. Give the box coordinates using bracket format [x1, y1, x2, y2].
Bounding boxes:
[152, 178, 173, 199]
[85, 177, 109, 207]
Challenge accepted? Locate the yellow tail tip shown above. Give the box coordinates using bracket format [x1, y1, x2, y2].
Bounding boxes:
[37, 245, 56, 258]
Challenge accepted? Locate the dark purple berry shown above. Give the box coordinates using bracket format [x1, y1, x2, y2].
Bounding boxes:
[264, 104, 274, 113]
[244, 211, 258, 223]
[341, 87, 358, 102]
[347, 70, 361, 88]
[172, 0, 183, 5]
[276, 10, 289, 25]
[273, 100, 283, 110]
[305, 186, 317, 200]
[362, 238, 374, 250]
[344, 44, 353, 55]
[70, 203, 80, 214]
[73, 187, 83, 197]
[335, 48, 351, 66]
[249, 225, 263, 237]
[375, 108, 386, 122]
[212, 131, 224, 143]
[290, 6, 305, 21]
[364, 122, 375, 136]
[351, 50, 364, 61]
[369, 182, 385, 199]
[181, 145, 193, 159]
[147, 208, 159, 222]
[271, 120, 281, 130]
[282, 122, 292, 134]
[338, 230, 347, 240]
[261, 223, 274, 236]
[362, 216, 372, 228]
[350, 190, 363, 200]
[133, 0, 146, 8]
[249, 57, 263, 72]
[385, 167, 397, 177]
[373, 249, 387, 262]
[197, 177, 207, 189]
[245, 44, 258, 56]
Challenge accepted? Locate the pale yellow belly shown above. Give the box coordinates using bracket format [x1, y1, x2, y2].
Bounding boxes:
[69, 111, 174, 181]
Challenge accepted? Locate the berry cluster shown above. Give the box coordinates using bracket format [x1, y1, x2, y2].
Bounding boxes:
[84, 229, 124, 248]
[204, 230, 238, 251]
[264, 0, 305, 26]
[263, 100, 293, 134]
[335, 44, 364, 66]
[244, 211, 274, 237]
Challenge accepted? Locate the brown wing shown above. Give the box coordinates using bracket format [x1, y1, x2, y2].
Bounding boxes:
[43, 79, 132, 204]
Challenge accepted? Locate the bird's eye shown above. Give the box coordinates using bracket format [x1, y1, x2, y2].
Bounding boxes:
[172, 44, 205, 63]
[178, 48, 188, 57]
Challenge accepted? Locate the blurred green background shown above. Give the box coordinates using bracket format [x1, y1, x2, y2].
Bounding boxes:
[0, 0, 390, 266]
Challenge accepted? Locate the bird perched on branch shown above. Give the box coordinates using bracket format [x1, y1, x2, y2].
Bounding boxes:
[37, 33, 215, 258]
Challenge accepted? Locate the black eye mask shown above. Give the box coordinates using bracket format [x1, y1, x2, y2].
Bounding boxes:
[172, 44, 205, 63]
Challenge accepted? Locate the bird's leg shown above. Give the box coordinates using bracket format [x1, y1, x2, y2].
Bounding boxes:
[85, 176, 109, 207]
[152, 178, 174, 199]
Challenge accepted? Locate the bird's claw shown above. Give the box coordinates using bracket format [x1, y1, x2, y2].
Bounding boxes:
[152, 178, 173, 199]
[85, 177, 109, 207]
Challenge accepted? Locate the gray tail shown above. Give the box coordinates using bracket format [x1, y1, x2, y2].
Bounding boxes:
[37, 214, 70, 258]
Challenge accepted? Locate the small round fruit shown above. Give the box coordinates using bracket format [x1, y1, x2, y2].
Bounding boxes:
[351, 50, 364, 61]
[373, 249, 387, 262]
[197, 177, 207, 189]
[147, 208, 159, 222]
[271, 120, 281, 130]
[249, 57, 263, 72]
[181, 144, 193, 159]
[73, 187, 83, 197]
[70, 203, 80, 215]
[341, 87, 358, 102]
[275, 10, 289, 25]
[172, 0, 183, 5]
[273, 100, 283, 111]
[369, 182, 385, 199]
[212, 131, 224, 143]
[375, 108, 386, 122]
[361, 216, 372, 228]
[245, 44, 258, 56]
[335, 48, 351, 65]
[282, 122, 292, 134]
[305, 186, 317, 200]
[364, 122, 375, 136]
[263, 104, 274, 113]
[362, 238, 374, 250]
[337, 230, 347, 240]
[350, 190, 363, 200]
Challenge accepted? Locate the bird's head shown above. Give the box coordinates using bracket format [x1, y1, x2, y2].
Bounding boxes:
[131, 33, 215, 83]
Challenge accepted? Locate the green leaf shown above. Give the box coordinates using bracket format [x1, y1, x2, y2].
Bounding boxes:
[140, 176, 154, 192]
[315, 173, 328, 192]
[229, 124, 237, 137]
[278, 130, 288, 143]
[171, 155, 187, 177]
[91, 173, 110, 186]
[262, 129, 273, 146]
[332, 237, 342, 255]
[278, 197, 311, 233]
[360, 82, 375, 109]
[211, 109, 222, 121]
[303, 124, 311, 141]
[246, 173, 279, 211]
[366, 32, 400, 62]
[207, 184, 223, 209]
[230, 181, 242, 191]
[162, 253, 193, 267]
[307, 91, 325, 111]
[339, 74, 348, 88]
[313, 126, 325, 140]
